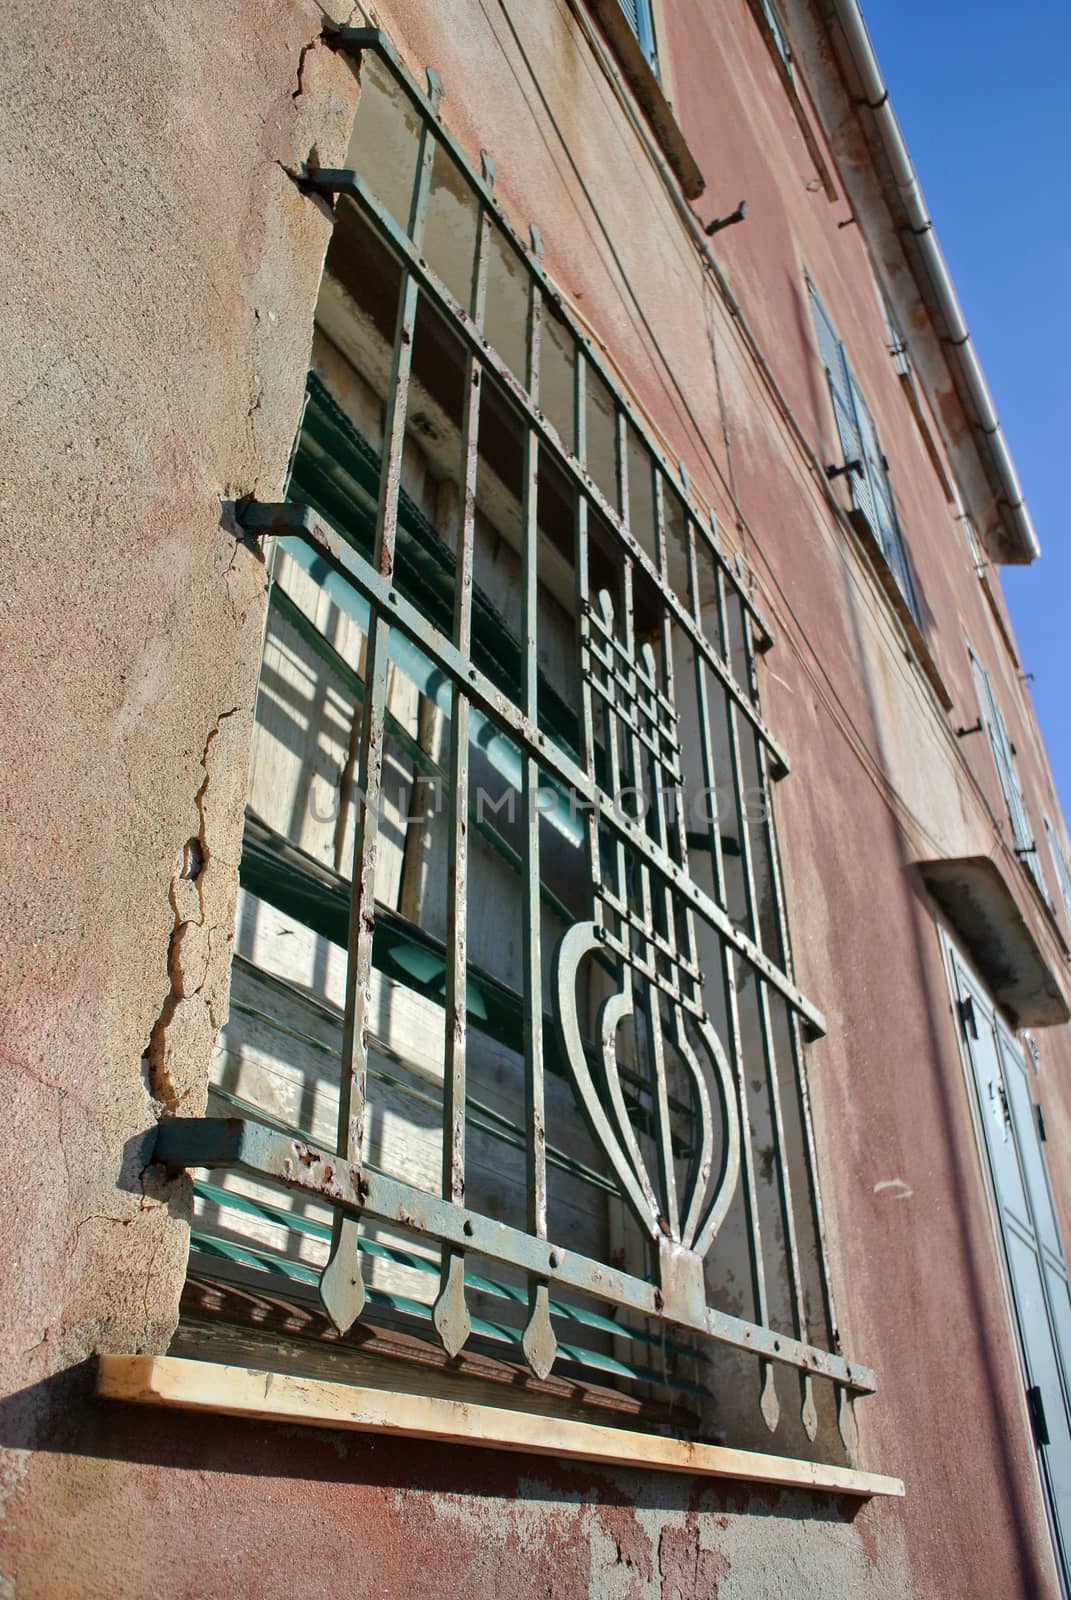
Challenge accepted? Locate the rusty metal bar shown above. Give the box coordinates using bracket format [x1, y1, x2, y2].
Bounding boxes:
[571, 354, 603, 937]
[520, 271, 556, 1378]
[615, 410, 678, 1243]
[741, 603, 848, 1434]
[683, 521, 780, 1426]
[307, 169, 789, 779]
[316, 112, 437, 1335]
[324, 25, 775, 651]
[717, 572, 813, 1434]
[155, 1116, 876, 1393]
[239, 498, 827, 1037]
[432, 163, 492, 1359]
[649, 469, 710, 1233]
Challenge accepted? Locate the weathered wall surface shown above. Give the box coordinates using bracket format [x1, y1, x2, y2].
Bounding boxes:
[2, 0, 1070, 1595]
[2, 1401, 914, 1599]
[0, 0, 361, 1580]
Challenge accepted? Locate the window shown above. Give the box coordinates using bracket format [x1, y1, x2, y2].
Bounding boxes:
[944, 936, 1071, 1586]
[759, 0, 792, 72]
[809, 281, 921, 625]
[880, 289, 956, 505]
[962, 512, 987, 576]
[1044, 816, 1071, 928]
[159, 27, 875, 1466]
[615, 0, 658, 70]
[880, 293, 910, 381]
[970, 646, 1048, 899]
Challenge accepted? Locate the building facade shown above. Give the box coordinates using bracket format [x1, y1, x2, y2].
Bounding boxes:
[3, 0, 1071, 1594]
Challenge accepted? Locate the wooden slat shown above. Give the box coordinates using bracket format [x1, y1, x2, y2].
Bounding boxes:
[98, 1355, 904, 1498]
[174, 1293, 691, 1426]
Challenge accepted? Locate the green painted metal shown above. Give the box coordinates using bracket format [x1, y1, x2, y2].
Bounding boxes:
[190, 1230, 702, 1390]
[238, 821, 698, 1143]
[164, 23, 878, 1436]
[242, 499, 825, 1039]
[164, 1117, 875, 1395]
[191, 1178, 706, 1362]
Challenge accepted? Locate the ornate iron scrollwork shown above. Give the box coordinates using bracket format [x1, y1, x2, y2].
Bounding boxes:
[557, 920, 740, 1321]
[555, 582, 741, 1328]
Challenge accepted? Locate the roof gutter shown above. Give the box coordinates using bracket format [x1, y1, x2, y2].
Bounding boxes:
[824, 0, 1041, 564]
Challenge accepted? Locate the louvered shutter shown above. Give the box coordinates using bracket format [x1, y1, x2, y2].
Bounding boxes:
[949, 945, 1071, 1582]
[1045, 816, 1071, 925]
[616, 0, 641, 32]
[972, 651, 1048, 896]
[810, 283, 919, 621]
[851, 380, 920, 622]
[614, 0, 657, 64]
[810, 285, 864, 482]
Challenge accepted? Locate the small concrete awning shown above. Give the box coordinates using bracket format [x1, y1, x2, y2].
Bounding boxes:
[919, 856, 1070, 1026]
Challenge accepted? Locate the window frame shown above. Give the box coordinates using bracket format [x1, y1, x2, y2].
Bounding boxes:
[615, 0, 658, 70]
[578, 0, 706, 202]
[1044, 815, 1071, 929]
[759, 0, 793, 73]
[969, 643, 1048, 900]
[152, 24, 887, 1477]
[942, 931, 1071, 1587]
[808, 278, 922, 628]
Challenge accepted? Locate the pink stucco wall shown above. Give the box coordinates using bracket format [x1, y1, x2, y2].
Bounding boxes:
[1, 1, 1068, 1594]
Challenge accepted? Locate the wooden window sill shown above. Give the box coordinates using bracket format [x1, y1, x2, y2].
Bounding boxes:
[572, 0, 706, 201]
[845, 508, 954, 713]
[97, 1355, 904, 1499]
[743, 0, 838, 202]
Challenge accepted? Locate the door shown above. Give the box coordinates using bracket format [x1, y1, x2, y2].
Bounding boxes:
[947, 939, 1071, 1592]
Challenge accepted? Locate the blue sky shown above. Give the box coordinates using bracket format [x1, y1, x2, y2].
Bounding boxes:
[862, 0, 1071, 817]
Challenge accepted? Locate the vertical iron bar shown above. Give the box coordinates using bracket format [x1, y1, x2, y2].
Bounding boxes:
[654, 477, 700, 993]
[521, 276, 556, 1378]
[433, 179, 491, 1358]
[618, 418, 677, 1241]
[743, 604, 840, 1440]
[717, 571, 810, 1433]
[320, 111, 438, 1335]
[652, 470, 706, 1224]
[686, 514, 777, 1427]
[573, 353, 603, 923]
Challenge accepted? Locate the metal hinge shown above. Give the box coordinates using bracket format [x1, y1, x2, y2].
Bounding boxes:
[1027, 1384, 1050, 1448]
[957, 995, 979, 1041]
[1036, 1102, 1048, 1143]
[998, 1083, 1012, 1137]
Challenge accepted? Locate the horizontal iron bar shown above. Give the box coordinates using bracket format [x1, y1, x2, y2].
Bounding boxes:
[192, 1181, 704, 1360]
[323, 25, 774, 655]
[304, 167, 787, 774]
[239, 501, 825, 1036]
[191, 1233, 699, 1390]
[158, 1117, 875, 1393]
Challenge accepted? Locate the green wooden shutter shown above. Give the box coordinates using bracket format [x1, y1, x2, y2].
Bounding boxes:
[809, 282, 919, 623]
[971, 649, 1047, 897]
[849, 378, 920, 623]
[1044, 816, 1071, 925]
[615, 0, 657, 66]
